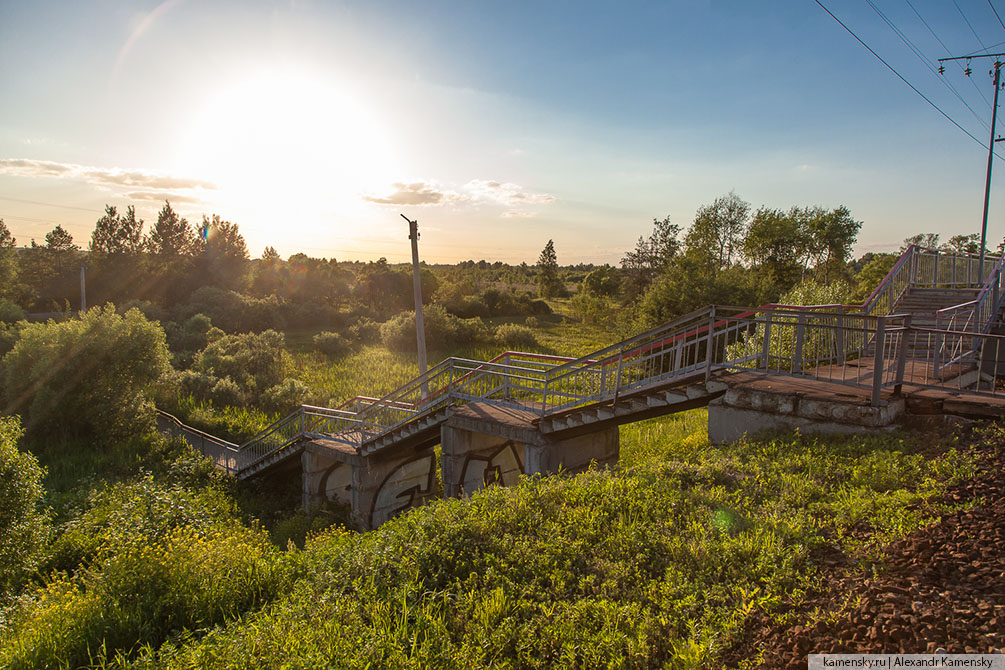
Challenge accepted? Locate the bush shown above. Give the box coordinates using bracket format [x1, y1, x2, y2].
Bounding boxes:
[0, 300, 25, 324]
[173, 370, 219, 403]
[0, 320, 24, 358]
[494, 323, 539, 349]
[0, 416, 49, 597]
[313, 331, 351, 358]
[380, 304, 489, 352]
[262, 379, 313, 414]
[176, 286, 284, 333]
[209, 377, 245, 407]
[164, 313, 223, 355]
[1, 306, 170, 439]
[3, 523, 289, 670]
[193, 329, 286, 397]
[347, 317, 381, 344]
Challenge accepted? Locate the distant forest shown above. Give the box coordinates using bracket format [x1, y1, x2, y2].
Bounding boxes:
[0, 193, 993, 338]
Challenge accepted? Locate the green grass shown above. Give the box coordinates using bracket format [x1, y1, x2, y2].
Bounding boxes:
[1, 408, 977, 670]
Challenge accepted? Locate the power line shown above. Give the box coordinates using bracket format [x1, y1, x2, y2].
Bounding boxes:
[814, 0, 1003, 161]
[904, 0, 993, 109]
[868, 0, 990, 132]
[991, 0, 1005, 32]
[0, 195, 103, 213]
[953, 0, 991, 55]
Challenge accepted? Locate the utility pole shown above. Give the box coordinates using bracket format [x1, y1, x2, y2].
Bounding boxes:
[939, 53, 1005, 277]
[79, 261, 86, 313]
[401, 214, 428, 396]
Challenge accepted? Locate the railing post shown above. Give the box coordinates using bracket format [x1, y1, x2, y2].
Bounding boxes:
[300, 408, 305, 435]
[894, 315, 911, 394]
[541, 370, 549, 416]
[952, 254, 958, 287]
[613, 347, 625, 402]
[933, 250, 939, 287]
[934, 313, 944, 379]
[835, 308, 845, 365]
[871, 316, 886, 407]
[704, 306, 716, 382]
[761, 314, 773, 370]
[793, 312, 806, 373]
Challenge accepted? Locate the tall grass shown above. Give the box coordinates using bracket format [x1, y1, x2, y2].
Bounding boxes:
[18, 414, 967, 670]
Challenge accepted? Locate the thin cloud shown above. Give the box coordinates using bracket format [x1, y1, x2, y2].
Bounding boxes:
[363, 182, 465, 206]
[0, 158, 215, 191]
[125, 190, 203, 204]
[466, 179, 556, 206]
[501, 210, 537, 218]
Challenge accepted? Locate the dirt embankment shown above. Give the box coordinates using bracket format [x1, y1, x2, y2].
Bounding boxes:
[726, 431, 1005, 668]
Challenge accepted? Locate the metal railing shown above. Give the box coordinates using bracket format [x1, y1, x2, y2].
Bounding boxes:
[177, 244, 1005, 477]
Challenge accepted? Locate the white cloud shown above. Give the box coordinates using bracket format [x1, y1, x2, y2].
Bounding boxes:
[363, 181, 466, 206]
[465, 179, 556, 206]
[0, 158, 215, 191]
[500, 210, 537, 218]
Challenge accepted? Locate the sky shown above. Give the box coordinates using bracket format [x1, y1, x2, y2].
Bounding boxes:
[1, 0, 1003, 265]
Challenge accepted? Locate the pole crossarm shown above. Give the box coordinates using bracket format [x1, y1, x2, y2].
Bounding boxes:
[937, 53, 1005, 63]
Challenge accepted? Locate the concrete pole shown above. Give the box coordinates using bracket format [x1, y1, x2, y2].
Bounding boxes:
[79, 261, 86, 313]
[402, 214, 429, 397]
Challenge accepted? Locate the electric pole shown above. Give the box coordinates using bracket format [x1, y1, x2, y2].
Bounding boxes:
[401, 214, 428, 396]
[939, 53, 1005, 277]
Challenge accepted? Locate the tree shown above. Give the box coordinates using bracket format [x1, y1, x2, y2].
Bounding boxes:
[743, 207, 808, 294]
[902, 232, 940, 251]
[621, 216, 681, 302]
[146, 201, 195, 256]
[0, 416, 48, 597]
[684, 191, 750, 270]
[2, 306, 170, 439]
[196, 214, 249, 290]
[0, 219, 17, 301]
[536, 239, 563, 299]
[581, 266, 621, 298]
[90, 205, 144, 255]
[43, 224, 78, 274]
[943, 233, 981, 255]
[803, 205, 860, 282]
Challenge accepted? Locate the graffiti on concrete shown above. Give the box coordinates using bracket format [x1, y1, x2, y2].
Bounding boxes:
[319, 463, 352, 506]
[370, 454, 436, 527]
[459, 441, 524, 495]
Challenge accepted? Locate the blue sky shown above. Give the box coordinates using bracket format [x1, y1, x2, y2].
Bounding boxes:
[0, 0, 1002, 263]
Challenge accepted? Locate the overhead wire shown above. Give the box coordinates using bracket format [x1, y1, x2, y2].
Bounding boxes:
[868, 0, 990, 132]
[814, 0, 1002, 161]
[991, 0, 1005, 32]
[953, 0, 992, 55]
[904, 0, 993, 109]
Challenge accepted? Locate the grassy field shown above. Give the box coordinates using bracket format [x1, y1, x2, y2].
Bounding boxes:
[0, 404, 978, 669]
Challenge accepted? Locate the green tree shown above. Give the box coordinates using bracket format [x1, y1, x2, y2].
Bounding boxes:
[902, 232, 940, 251]
[0, 416, 48, 597]
[743, 207, 808, 295]
[943, 233, 981, 255]
[0, 219, 18, 301]
[89, 205, 144, 255]
[146, 201, 195, 256]
[581, 266, 621, 298]
[621, 216, 681, 302]
[804, 206, 860, 282]
[196, 214, 250, 290]
[2, 306, 170, 439]
[684, 191, 750, 271]
[43, 224, 78, 275]
[536, 239, 563, 299]
[853, 253, 897, 302]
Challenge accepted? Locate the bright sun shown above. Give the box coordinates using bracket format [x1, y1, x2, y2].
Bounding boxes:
[179, 66, 395, 234]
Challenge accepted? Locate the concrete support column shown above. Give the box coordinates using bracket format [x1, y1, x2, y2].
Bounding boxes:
[350, 450, 438, 530]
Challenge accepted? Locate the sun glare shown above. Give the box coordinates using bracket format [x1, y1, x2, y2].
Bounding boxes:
[179, 67, 395, 235]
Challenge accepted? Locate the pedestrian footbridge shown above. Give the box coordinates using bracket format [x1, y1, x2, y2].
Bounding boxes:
[158, 244, 1005, 528]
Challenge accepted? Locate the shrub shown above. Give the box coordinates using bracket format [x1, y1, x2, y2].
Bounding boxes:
[0, 320, 24, 358]
[164, 313, 223, 355]
[494, 323, 539, 349]
[173, 370, 219, 403]
[1, 306, 170, 439]
[209, 377, 245, 407]
[524, 316, 540, 328]
[381, 304, 489, 352]
[0, 416, 49, 597]
[3, 523, 289, 670]
[262, 379, 313, 414]
[347, 317, 381, 344]
[193, 329, 286, 396]
[313, 331, 351, 358]
[0, 300, 25, 324]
